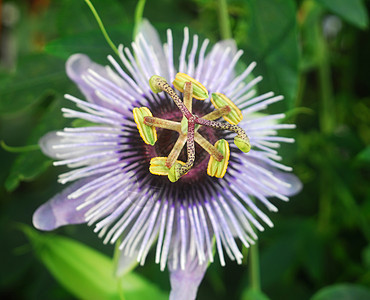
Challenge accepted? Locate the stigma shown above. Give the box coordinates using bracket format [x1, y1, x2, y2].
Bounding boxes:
[133, 73, 251, 182]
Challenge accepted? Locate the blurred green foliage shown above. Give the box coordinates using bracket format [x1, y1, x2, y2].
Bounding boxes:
[0, 0, 369, 299]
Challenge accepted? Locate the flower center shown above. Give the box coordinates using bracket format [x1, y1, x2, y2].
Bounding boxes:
[133, 73, 251, 183]
[152, 103, 222, 182]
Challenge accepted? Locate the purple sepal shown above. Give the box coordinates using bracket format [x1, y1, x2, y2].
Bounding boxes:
[168, 256, 208, 300]
[33, 178, 93, 231]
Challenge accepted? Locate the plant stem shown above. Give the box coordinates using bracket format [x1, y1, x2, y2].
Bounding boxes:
[1, 140, 39, 153]
[249, 242, 261, 291]
[318, 39, 335, 134]
[113, 239, 125, 300]
[133, 0, 146, 39]
[217, 0, 232, 39]
[83, 0, 119, 56]
[317, 23, 335, 233]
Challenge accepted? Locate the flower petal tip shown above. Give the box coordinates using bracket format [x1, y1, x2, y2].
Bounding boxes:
[39, 131, 62, 159]
[66, 53, 91, 82]
[32, 202, 57, 231]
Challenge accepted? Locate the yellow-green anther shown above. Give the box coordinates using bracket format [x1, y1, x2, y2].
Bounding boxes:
[133, 107, 157, 145]
[150, 157, 185, 176]
[173, 73, 209, 100]
[207, 139, 230, 178]
[149, 75, 167, 93]
[168, 162, 183, 182]
[234, 136, 251, 153]
[211, 92, 243, 125]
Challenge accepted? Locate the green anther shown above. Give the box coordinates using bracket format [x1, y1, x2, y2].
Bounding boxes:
[173, 73, 209, 100]
[168, 162, 183, 182]
[150, 157, 185, 176]
[133, 107, 157, 145]
[234, 136, 251, 153]
[149, 75, 167, 93]
[207, 139, 230, 178]
[211, 92, 243, 125]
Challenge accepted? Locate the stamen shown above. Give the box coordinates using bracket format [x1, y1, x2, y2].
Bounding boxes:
[168, 117, 196, 182]
[195, 118, 251, 153]
[144, 116, 181, 132]
[194, 133, 224, 162]
[181, 82, 194, 134]
[166, 135, 187, 168]
[202, 106, 231, 121]
[135, 73, 252, 182]
[173, 73, 209, 100]
[144, 116, 224, 165]
[210, 93, 243, 125]
[150, 157, 186, 176]
[183, 82, 193, 111]
[133, 107, 157, 145]
[149, 75, 193, 119]
[207, 139, 230, 178]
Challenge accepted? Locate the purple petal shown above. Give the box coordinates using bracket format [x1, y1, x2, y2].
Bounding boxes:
[200, 39, 237, 89]
[247, 158, 303, 197]
[66, 54, 108, 104]
[169, 255, 208, 300]
[33, 178, 93, 231]
[272, 171, 303, 197]
[136, 19, 169, 80]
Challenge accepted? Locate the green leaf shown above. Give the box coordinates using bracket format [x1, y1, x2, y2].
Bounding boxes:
[55, 0, 130, 36]
[356, 146, 370, 164]
[241, 288, 271, 300]
[5, 99, 65, 191]
[0, 54, 69, 115]
[362, 244, 370, 269]
[315, 0, 369, 29]
[260, 234, 298, 288]
[299, 3, 325, 71]
[311, 284, 370, 300]
[21, 225, 118, 300]
[45, 28, 132, 64]
[243, 0, 300, 110]
[21, 225, 168, 300]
